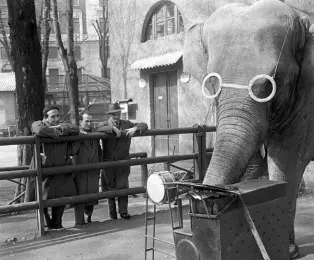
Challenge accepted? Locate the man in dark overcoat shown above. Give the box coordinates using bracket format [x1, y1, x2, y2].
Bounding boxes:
[26, 105, 79, 229]
[72, 111, 102, 226]
[96, 102, 148, 220]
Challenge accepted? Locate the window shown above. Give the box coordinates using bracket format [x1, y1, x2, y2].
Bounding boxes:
[74, 45, 81, 59]
[73, 0, 80, 6]
[73, 18, 80, 34]
[49, 68, 59, 84]
[59, 12, 67, 34]
[1, 47, 7, 59]
[144, 2, 184, 41]
[1, 8, 9, 34]
[77, 67, 82, 83]
[48, 46, 58, 59]
[1, 62, 12, 72]
[0, 108, 5, 127]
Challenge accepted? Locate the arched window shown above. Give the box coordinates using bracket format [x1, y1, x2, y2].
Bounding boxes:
[145, 2, 184, 41]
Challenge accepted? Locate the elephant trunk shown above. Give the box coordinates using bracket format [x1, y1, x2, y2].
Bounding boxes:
[203, 91, 269, 185]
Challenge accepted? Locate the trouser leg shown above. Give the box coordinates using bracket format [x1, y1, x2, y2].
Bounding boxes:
[84, 205, 94, 222]
[51, 206, 65, 228]
[74, 203, 85, 225]
[116, 168, 130, 214]
[43, 208, 51, 228]
[108, 198, 117, 219]
[118, 196, 128, 214]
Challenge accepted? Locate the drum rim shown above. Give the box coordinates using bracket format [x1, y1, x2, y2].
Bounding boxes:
[147, 171, 176, 204]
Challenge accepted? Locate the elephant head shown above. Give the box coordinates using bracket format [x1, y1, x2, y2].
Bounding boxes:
[183, 0, 311, 185]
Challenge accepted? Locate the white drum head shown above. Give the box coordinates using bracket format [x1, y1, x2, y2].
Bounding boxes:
[147, 173, 166, 204]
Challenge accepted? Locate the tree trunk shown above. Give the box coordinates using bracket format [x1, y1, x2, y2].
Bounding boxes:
[66, 0, 79, 125]
[41, 0, 51, 93]
[52, 0, 79, 125]
[67, 60, 79, 124]
[7, 0, 44, 202]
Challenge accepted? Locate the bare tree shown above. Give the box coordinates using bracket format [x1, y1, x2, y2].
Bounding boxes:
[40, 0, 51, 93]
[6, 0, 44, 201]
[109, 0, 137, 98]
[0, 6, 13, 70]
[52, 0, 79, 124]
[92, 0, 109, 78]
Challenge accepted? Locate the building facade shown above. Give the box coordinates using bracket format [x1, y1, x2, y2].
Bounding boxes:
[0, 73, 15, 130]
[109, 0, 221, 156]
[109, 0, 314, 156]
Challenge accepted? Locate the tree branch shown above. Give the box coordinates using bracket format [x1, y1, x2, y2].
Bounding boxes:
[0, 8, 13, 70]
[51, 0, 68, 70]
[42, 0, 51, 92]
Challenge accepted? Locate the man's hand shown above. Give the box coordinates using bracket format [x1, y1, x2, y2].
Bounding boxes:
[112, 126, 122, 137]
[50, 125, 62, 130]
[126, 127, 138, 138]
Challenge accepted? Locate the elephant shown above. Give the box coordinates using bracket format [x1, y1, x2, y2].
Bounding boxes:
[183, 0, 314, 258]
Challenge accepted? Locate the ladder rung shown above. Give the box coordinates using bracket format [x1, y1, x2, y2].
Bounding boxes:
[151, 248, 176, 258]
[146, 216, 155, 220]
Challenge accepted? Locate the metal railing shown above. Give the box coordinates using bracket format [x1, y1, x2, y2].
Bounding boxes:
[0, 125, 216, 236]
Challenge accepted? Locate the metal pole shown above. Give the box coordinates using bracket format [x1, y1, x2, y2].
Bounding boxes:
[34, 135, 45, 236]
[200, 125, 208, 181]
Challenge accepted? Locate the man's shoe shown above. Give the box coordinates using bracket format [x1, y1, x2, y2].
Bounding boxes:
[120, 213, 131, 219]
[53, 224, 64, 230]
[74, 223, 85, 228]
[86, 216, 92, 223]
[47, 224, 54, 230]
[289, 243, 299, 259]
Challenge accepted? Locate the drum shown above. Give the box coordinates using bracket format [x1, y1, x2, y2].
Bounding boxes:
[147, 170, 193, 205]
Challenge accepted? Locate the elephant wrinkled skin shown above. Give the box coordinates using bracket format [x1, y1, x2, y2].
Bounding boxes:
[183, 0, 314, 258]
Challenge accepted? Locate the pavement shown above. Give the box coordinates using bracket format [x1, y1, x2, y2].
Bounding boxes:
[1, 195, 314, 259]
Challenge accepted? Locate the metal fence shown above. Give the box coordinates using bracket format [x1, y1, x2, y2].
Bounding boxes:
[0, 125, 216, 236]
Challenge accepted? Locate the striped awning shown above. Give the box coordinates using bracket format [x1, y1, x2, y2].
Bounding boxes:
[130, 51, 183, 70]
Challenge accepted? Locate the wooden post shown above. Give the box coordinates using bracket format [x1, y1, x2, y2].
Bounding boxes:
[34, 135, 45, 236]
[141, 163, 148, 198]
[141, 163, 148, 188]
[195, 125, 207, 182]
[164, 162, 170, 171]
[192, 124, 199, 180]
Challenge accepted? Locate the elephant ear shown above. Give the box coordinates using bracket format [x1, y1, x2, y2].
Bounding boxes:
[295, 15, 311, 63]
[290, 21, 314, 126]
[268, 14, 312, 138]
[183, 23, 208, 84]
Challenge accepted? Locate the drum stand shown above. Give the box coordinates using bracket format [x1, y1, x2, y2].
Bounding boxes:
[144, 189, 184, 260]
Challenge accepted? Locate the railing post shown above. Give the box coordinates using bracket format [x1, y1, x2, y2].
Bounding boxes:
[141, 164, 148, 187]
[141, 163, 148, 198]
[164, 162, 170, 171]
[194, 125, 207, 182]
[34, 135, 45, 236]
[140, 154, 149, 188]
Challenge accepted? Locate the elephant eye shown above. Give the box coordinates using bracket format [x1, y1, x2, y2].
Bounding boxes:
[202, 75, 220, 96]
[250, 78, 273, 99]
